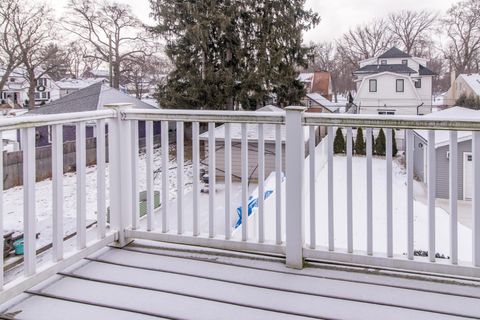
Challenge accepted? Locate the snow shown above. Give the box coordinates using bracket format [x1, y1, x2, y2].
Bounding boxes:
[297, 73, 314, 83]
[307, 92, 344, 112]
[460, 73, 480, 96]
[55, 78, 106, 90]
[414, 106, 480, 148]
[303, 155, 472, 262]
[2, 147, 193, 248]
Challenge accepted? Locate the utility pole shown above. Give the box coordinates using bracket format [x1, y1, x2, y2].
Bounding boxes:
[108, 34, 113, 87]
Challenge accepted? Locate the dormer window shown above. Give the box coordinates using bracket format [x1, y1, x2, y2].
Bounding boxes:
[380, 60, 387, 65]
[402, 60, 408, 65]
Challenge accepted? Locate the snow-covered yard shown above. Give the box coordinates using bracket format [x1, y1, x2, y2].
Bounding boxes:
[3, 147, 193, 249]
[3, 144, 472, 264]
[305, 155, 472, 262]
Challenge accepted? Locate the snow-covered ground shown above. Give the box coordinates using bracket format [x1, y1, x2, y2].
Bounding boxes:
[3, 143, 472, 264]
[304, 155, 472, 262]
[3, 147, 193, 249]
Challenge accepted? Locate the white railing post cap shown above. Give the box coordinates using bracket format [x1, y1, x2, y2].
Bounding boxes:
[285, 106, 307, 112]
[103, 103, 134, 110]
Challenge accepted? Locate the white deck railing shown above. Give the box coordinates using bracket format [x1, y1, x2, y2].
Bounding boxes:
[1, 104, 480, 304]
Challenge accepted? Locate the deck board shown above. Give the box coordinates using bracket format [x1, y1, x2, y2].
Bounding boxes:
[2, 240, 480, 320]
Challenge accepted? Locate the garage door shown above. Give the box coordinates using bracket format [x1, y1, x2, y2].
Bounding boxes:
[464, 153, 473, 200]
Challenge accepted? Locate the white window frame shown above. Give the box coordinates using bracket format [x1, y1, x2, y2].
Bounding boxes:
[369, 79, 377, 92]
[396, 79, 405, 92]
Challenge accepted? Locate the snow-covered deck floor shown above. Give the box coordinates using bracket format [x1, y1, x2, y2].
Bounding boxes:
[2, 239, 480, 320]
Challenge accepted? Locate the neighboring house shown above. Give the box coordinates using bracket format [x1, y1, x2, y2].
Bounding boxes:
[445, 73, 480, 107]
[199, 105, 312, 180]
[297, 70, 333, 99]
[0, 67, 60, 107]
[305, 93, 343, 113]
[353, 47, 436, 116]
[56, 78, 108, 98]
[413, 107, 479, 200]
[25, 82, 160, 147]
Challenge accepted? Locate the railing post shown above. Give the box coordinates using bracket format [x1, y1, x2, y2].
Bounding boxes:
[285, 106, 306, 269]
[105, 103, 133, 246]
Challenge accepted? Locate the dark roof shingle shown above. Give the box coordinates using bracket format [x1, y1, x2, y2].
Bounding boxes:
[378, 47, 411, 59]
[27, 83, 156, 115]
[418, 65, 437, 76]
[354, 64, 416, 75]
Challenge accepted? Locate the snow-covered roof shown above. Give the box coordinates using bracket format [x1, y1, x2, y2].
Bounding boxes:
[414, 107, 480, 148]
[56, 78, 106, 90]
[199, 106, 308, 143]
[459, 74, 480, 96]
[306, 93, 343, 113]
[297, 73, 314, 83]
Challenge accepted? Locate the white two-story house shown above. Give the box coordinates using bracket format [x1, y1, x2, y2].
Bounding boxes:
[353, 47, 436, 115]
[0, 67, 60, 108]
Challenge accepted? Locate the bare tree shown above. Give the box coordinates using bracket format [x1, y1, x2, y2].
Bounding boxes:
[62, 41, 102, 79]
[443, 0, 480, 74]
[121, 54, 170, 99]
[63, 0, 156, 89]
[388, 10, 437, 56]
[0, 0, 22, 96]
[9, 0, 60, 109]
[336, 19, 396, 67]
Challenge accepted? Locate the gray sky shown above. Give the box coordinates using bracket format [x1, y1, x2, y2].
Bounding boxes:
[48, 0, 460, 42]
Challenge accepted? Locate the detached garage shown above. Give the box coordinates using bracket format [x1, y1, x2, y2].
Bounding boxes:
[199, 106, 312, 181]
[413, 107, 479, 200]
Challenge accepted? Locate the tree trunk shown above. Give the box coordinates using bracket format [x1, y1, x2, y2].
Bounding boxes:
[0, 66, 14, 96]
[27, 70, 37, 110]
[113, 62, 120, 89]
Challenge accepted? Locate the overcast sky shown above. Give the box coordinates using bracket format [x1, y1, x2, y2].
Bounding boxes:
[48, 0, 461, 42]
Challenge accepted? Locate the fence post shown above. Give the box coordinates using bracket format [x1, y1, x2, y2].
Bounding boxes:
[105, 103, 133, 246]
[285, 106, 306, 269]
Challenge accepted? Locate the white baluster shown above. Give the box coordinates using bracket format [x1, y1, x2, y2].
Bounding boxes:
[177, 122, 184, 235]
[406, 129, 414, 260]
[366, 128, 373, 256]
[275, 124, 282, 245]
[241, 123, 248, 241]
[309, 126, 316, 249]
[225, 123, 232, 240]
[449, 131, 458, 264]
[131, 120, 139, 230]
[146, 121, 154, 232]
[386, 128, 393, 258]
[22, 127, 36, 276]
[428, 130, 436, 262]
[208, 122, 216, 238]
[258, 124, 265, 243]
[76, 122, 86, 250]
[96, 119, 106, 239]
[327, 126, 334, 251]
[52, 125, 64, 261]
[161, 121, 169, 233]
[192, 122, 200, 236]
[346, 127, 353, 253]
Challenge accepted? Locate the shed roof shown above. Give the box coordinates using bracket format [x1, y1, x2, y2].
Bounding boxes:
[306, 93, 342, 112]
[414, 107, 480, 148]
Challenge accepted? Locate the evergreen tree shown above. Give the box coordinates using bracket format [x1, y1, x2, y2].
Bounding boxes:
[334, 128, 345, 154]
[392, 129, 398, 156]
[375, 128, 386, 156]
[355, 128, 365, 155]
[149, 0, 320, 110]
